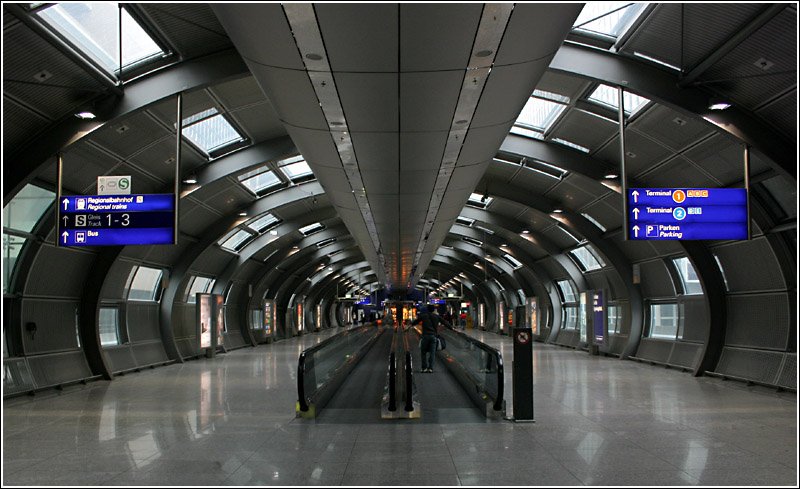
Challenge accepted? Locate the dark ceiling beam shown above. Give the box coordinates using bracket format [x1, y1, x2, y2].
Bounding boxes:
[5, 48, 249, 202]
[549, 43, 796, 179]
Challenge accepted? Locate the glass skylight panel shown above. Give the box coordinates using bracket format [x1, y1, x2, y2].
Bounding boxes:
[182, 113, 244, 155]
[556, 279, 577, 303]
[533, 89, 570, 104]
[570, 245, 605, 271]
[281, 160, 313, 180]
[588, 84, 651, 116]
[467, 193, 493, 207]
[127, 266, 163, 301]
[581, 212, 607, 232]
[37, 3, 163, 74]
[633, 51, 682, 71]
[219, 229, 254, 252]
[463, 236, 483, 247]
[455, 216, 475, 226]
[473, 225, 494, 235]
[558, 225, 581, 243]
[509, 126, 545, 140]
[247, 213, 279, 233]
[551, 137, 590, 153]
[3, 184, 55, 233]
[238, 167, 281, 195]
[572, 2, 647, 39]
[516, 96, 566, 131]
[316, 238, 336, 248]
[672, 257, 703, 295]
[502, 253, 523, 269]
[299, 222, 324, 236]
[526, 160, 567, 179]
[186, 276, 215, 303]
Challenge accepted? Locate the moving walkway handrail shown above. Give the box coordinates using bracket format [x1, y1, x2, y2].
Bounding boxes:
[402, 329, 414, 411]
[442, 325, 504, 412]
[297, 324, 376, 413]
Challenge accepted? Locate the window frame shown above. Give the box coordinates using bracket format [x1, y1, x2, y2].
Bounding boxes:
[647, 301, 680, 340]
[125, 265, 164, 302]
[180, 108, 249, 159]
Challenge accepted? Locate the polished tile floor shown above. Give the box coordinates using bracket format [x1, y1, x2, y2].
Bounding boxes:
[3, 327, 797, 486]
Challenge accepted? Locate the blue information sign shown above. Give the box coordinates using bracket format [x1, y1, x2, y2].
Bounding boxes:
[58, 194, 175, 247]
[592, 291, 606, 345]
[628, 188, 748, 240]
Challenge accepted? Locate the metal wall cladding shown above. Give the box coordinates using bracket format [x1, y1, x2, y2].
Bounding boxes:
[607, 334, 628, 356]
[635, 338, 673, 364]
[26, 350, 92, 388]
[679, 295, 709, 343]
[2, 358, 36, 396]
[668, 341, 703, 369]
[131, 341, 168, 366]
[4, 98, 50, 151]
[715, 346, 784, 384]
[25, 245, 96, 298]
[127, 302, 161, 342]
[725, 293, 790, 350]
[175, 337, 198, 359]
[100, 260, 136, 300]
[105, 346, 137, 374]
[179, 303, 197, 338]
[21, 299, 80, 354]
[756, 90, 796, 141]
[191, 246, 237, 277]
[223, 331, 246, 349]
[140, 4, 233, 59]
[638, 259, 676, 298]
[555, 329, 580, 348]
[776, 354, 797, 390]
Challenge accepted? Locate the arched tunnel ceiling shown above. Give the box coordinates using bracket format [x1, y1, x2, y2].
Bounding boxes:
[3, 3, 796, 304]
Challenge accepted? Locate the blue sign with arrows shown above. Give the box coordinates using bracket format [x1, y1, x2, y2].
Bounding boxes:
[628, 188, 748, 241]
[58, 194, 175, 247]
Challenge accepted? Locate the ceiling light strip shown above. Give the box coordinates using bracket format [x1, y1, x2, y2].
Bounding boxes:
[283, 4, 387, 284]
[410, 4, 513, 285]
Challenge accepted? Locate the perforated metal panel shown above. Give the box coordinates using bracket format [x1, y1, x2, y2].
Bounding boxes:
[550, 108, 617, 152]
[25, 245, 96, 298]
[21, 300, 80, 354]
[140, 4, 233, 58]
[127, 303, 161, 342]
[668, 342, 703, 368]
[596, 130, 673, 177]
[756, 89, 796, 140]
[679, 296, 709, 343]
[3, 358, 36, 396]
[631, 105, 713, 152]
[4, 98, 51, 150]
[635, 338, 672, 363]
[715, 347, 784, 384]
[191, 247, 237, 276]
[210, 76, 268, 110]
[537, 257, 568, 281]
[26, 351, 92, 388]
[712, 238, 786, 292]
[725, 294, 790, 350]
[229, 102, 287, 143]
[223, 331, 246, 349]
[131, 341, 168, 366]
[639, 156, 719, 188]
[638, 260, 676, 298]
[555, 329, 580, 347]
[104, 346, 137, 374]
[607, 334, 628, 355]
[683, 133, 751, 186]
[613, 234, 660, 263]
[100, 261, 136, 300]
[776, 354, 796, 390]
[175, 337, 198, 359]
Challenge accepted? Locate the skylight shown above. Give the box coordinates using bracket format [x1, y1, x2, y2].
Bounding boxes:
[299, 222, 324, 236]
[316, 238, 336, 248]
[572, 2, 648, 39]
[581, 212, 607, 232]
[551, 138, 590, 153]
[36, 3, 163, 75]
[182, 109, 245, 156]
[467, 192, 493, 208]
[238, 166, 282, 195]
[509, 126, 545, 140]
[570, 245, 606, 271]
[474, 225, 494, 235]
[463, 236, 483, 247]
[279, 157, 313, 181]
[588, 84, 651, 116]
[456, 216, 475, 226]
[526, 159, 568, 179]
[633, 51, 682, 72]
[502, 253, 523, 269]
[247, 213, 279, 233]
[219, 228, 255, 252]
[516, 96, 567, 132]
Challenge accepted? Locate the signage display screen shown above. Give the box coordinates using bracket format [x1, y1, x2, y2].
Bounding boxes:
[215, 295, 225, 346]
[264, 300, 274, 335]
[593, 291, 606, 345]
[628, 188, 747, 240]
[58, 193, 175, 246]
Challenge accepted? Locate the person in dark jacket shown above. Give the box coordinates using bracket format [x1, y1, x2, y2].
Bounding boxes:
[411, 304, 452, 373]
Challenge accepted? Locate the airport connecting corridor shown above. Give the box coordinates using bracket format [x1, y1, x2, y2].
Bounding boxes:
[3, 327, 796, 486]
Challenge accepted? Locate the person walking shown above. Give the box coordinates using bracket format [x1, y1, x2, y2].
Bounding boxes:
[411, 304, 452, 373]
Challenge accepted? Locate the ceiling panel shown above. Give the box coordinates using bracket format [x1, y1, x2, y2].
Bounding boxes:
[399, 132, 448, 171]
[682, 132, 752, 186]
[315, 4, 398, 72]
[631, 104, 714, 152]
[349, 132, 398, 171]
[399, 4, 482, 72]
[535, 70, 590, 102]
[551, 109, 617, 152]
[335, 73, 398, 132]
[285, 126, 341, 168]
[494, 3, 582, 65]
[247, 64, 328, 131]
[596, 129, 674, 177]
[228, 102, 287, 143]
[639, 155, 719, 188]
[90, 111, 172, 159]
[471, 59, 550, 127]
[209, 76, 268, 110]
[208, 4, 302, 69]
[458, 124, 513, 166]
[400, 71, 463, 131]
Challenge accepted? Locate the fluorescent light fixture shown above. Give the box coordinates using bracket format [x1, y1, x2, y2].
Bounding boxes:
[604, 173, 618, 179]
[183, 178, 197, 184]
[75, 111, 96, 119]
[299, 222, 324, 236]
[708, 97, 731, 111]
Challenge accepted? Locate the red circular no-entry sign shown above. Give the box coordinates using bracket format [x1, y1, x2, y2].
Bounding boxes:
[516, 330, 530, 345]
